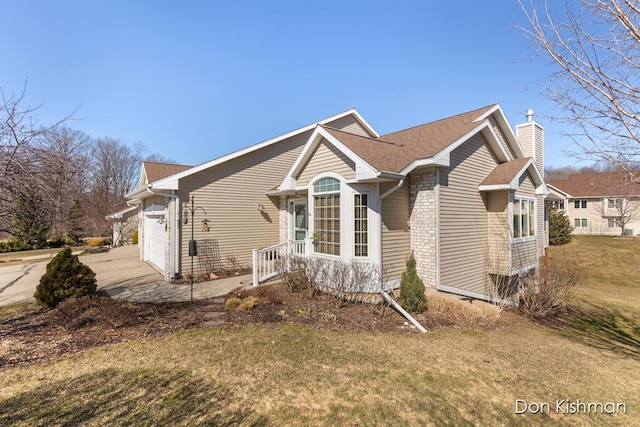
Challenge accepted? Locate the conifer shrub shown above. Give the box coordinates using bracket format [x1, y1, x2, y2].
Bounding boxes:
[548, 206, 574, 245]
[34, 248, 97, 308]
[399, 252, 427, 313]
[132, 230, 139, 245]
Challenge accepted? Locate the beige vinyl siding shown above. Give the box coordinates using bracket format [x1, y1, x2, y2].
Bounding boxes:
[381, 180, 410, 281]
[486, 191, 510, 275]
[297, 139, 356, 186]
[534, 125, 544, 174]
[516, 123, 533, 159]
[177, 130, 311, 274]
[324, 115, 375, 137]
[489, 116, 515, 160]
[517, 174, 536, 197]
[513, 173, 538, 271]
[539, 194, 547, 252]
[512, 239, 537, 272]
[439, 134, 495, 295]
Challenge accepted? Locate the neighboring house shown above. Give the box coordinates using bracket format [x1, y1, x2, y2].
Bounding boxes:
[105, 206, 138, 246]
[547, 172, 640, 236]
[126, 105, 548, 302]
[107, 162, 191, 246]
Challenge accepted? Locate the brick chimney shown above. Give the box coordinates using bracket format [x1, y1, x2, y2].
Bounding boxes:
[515, 109, 544, 174]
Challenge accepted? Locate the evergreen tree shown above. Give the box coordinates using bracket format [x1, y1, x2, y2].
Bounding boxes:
[67, 198, 84, 244]
[549, 206, 574, 245]
[34, 248, 97, 308]
[399, 252, 427, 313]
[12, 192, 50, 248]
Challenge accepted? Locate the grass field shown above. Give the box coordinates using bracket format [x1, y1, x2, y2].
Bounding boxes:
[1, 236, 639, 426]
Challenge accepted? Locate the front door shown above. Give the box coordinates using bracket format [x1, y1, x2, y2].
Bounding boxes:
[291, 201, 307, 255]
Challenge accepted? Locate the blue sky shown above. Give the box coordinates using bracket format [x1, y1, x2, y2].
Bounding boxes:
[1, 1, 573, 168]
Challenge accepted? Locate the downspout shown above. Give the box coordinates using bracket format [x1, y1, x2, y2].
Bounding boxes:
[435, 169, 441, 289]
[381, 291, 427, 333]
[147, 186, 180, 280]
[379, 179, 404, 290]
[380, 179, 404, 200]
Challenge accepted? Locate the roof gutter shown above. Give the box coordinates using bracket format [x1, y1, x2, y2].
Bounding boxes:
[380, 179, 405, 200]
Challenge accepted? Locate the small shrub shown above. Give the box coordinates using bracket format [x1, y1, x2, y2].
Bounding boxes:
[47, 236, 66, 248]
[399, 252, 426, 313]
[34, 248, 97, 308]
[549, 206, 574, 245]
[87, 237, 107, 247]
[519, 260, 582, 319]
[274, 255, 308, 292]
[132, 230, 139, 245]
[238, 296, 257, 311]
[225, 297, 241, 309]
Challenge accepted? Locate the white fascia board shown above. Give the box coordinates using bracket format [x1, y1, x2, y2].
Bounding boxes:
[526, 162, 548, 195]
[320, 129, 379, 180]
[481, 123, 510, 162]
[349, 109, 379, 138]
[152, 109, 371, 190]
[479, 104, 527, 159]
[479, 183, 515, 192]
[105, 206, 137, 219]
[125, 185, 149, 199]
[149, 179, 179, 191]
[399, 120, 494, 175]
[278, 127, 325, 191]
[398, 156, 449, 175]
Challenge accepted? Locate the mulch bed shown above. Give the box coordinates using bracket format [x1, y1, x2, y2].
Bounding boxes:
[0, 283, 521, 369]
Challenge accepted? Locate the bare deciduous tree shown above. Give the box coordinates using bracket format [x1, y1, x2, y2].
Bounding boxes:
[39, 127, 92, 236]
[0, 83, 68, 236]
[519, 0, 640, 178]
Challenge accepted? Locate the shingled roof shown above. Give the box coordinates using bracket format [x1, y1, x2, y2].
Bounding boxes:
[379, 104, 497, 171]
[143, 161, 192, 183]
[321, 104, 498, 174]
[480, 158, 532, 187]
[321, 126, 403, 173]
[547, 171, 640, 197]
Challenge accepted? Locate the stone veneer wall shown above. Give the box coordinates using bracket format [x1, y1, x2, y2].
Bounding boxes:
[278, 196, 288, 243]
[409, 170, 438, 288]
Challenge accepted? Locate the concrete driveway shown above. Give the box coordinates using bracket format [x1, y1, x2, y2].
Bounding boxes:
[0, 245, 252, 306]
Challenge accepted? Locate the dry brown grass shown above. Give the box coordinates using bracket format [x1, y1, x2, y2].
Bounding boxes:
[1, 235, 639, 425]
[426, 292, 501, 328]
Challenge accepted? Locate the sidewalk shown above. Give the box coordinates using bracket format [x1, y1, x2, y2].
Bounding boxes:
[101, 274, 254, 303]
[0, 245, 252, 306]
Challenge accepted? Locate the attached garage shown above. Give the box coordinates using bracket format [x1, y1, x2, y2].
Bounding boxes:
[144, 204, 166, 271]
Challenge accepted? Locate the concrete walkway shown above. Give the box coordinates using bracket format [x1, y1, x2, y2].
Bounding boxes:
[0, 245, 252, 306]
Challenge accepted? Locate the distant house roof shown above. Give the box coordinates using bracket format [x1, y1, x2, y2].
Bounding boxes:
[142, 161, 191, 183]
[547, 171, 640, 198]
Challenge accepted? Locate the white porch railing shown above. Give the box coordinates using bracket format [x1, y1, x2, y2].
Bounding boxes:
[252, 240, 308, 285]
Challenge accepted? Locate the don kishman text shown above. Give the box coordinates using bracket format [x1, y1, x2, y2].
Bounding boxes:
[516, 399, 627, 415]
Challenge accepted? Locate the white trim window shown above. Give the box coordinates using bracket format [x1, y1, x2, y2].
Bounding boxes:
[313, 177, 341, 256]
[575, 218, 588, 228]
[513, 199, 535, 239]
[574, 199, 587, 209]
[354, 193, 368, 257]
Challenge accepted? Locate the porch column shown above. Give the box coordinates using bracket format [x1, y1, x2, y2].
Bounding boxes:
[278, 196, 288, 243]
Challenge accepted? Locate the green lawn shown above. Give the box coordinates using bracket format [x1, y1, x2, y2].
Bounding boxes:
[1, 236, 639, 426]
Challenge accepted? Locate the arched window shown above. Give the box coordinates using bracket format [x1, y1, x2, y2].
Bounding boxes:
[312, 177, 340, 255]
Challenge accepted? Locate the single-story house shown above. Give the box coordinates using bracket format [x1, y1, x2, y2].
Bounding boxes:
[126, 105, 548, 302]
[547, 171, 640, 235]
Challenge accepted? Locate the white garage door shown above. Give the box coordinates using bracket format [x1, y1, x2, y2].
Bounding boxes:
[144, 216, 166, 271]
